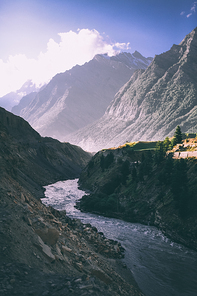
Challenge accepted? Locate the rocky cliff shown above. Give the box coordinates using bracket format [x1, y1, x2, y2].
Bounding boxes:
[78, 141, 197, 251]
[0, 107, 143, 295]
[12, 52, 152, 141]
[0, 183, 143, 295]
[68, 27, 197, 152]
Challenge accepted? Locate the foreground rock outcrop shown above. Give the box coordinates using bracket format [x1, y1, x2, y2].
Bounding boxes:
[0, 186, 143, 296]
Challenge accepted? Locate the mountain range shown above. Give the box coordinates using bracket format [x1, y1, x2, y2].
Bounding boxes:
[12, 51, 152, 140]
[67, 27, 197, 152]
[0, 80, 42, 111]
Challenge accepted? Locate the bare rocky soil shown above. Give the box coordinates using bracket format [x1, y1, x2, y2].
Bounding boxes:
[0, 107, 143, 295]
[0, 178, 143, 296]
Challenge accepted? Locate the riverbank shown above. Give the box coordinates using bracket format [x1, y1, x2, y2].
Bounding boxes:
[77, 205, 197, 253]
[42, 179, 197, 296]
[78, 147, 197, 252]
[0, 108, 144, 296]
[0, 179, 144, 296]
[76, 200, 197, 252]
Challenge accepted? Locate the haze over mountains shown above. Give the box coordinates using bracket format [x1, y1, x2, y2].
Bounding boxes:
[0, 80, 41, 112]
[12, 51, 152, 140]
[68, 27, 197, 152]
[3, 28, 197, 153]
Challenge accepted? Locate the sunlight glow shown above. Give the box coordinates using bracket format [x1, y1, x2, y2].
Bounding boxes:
[0, 29, 130, 97]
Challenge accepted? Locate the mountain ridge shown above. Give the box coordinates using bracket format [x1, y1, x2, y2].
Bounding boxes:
[0, 80, 41, 111]
[0, 106, 91, 198]
[67, 27, 197, 152]
[12, 51, 152, 140]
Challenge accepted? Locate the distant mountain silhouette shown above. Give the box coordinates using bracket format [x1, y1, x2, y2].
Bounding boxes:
[67, 27, 197, 152]
[0, 80, 41, 111]
[12, 52, 152, 140]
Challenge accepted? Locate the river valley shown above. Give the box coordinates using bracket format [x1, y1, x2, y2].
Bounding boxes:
[42, 179, 197, 296]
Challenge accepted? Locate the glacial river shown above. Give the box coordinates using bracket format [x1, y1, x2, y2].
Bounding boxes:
[42, 179, 197, 296]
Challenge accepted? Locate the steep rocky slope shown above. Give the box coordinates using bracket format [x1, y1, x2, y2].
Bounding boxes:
[0, 182, 142, 296]
[78, 141, 197, 251]
[68, 27, 197, 152]
[0, 107, 91, 199]
[0, 107, 143, 295]
[12, 52, 152, 141]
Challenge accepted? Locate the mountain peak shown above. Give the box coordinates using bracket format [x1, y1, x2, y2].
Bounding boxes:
[110, 51, 153, 69]
[132, 50, 144, 59]
[14, 50, 152, 140]
[67, 28, 197, 152]
[93, 53, 111, 61]
[179, 26, 197, 54]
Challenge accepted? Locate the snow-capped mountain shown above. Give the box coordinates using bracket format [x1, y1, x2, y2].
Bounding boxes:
[12, 52, 152, 140]
[67, 27, 197, 152]
[0, 80, 41, 111]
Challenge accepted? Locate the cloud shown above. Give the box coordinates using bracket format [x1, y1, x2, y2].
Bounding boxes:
[191, 1, 197, 12]
[0, 29, 130, 97]
[184, 1, 197, 18]
[180, 11, 185, 16]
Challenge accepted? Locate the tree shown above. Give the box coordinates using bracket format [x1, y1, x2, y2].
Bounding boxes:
[100, 154, 105, 172]
[100, 152, 114, 171]
[105, 152, 114, 168]
[163, 137, 172, 151]
[132, 166, 137, 181]
[154, 141, 165, 164]
[120, 160, 130, 184]
[171, 158, 188, 218]
[173, 125, 182, 146]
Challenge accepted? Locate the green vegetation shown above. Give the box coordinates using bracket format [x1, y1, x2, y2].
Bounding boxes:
[100, 152, 114, 171]
[119, 141, 158, 151]
[172, 125, 182, 146]
[79, 126, 197, 249]
[182, 133, 197, 139]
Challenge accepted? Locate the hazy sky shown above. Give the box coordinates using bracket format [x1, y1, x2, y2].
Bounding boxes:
[0, 0, 196, 97]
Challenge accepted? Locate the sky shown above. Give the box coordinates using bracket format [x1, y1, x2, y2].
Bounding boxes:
[0, 0, 196, 97]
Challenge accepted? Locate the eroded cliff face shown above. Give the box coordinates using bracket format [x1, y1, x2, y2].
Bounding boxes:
[0, 107, 143, 296]
[78, 145, 197, 251]
[68, 28, 197, 152]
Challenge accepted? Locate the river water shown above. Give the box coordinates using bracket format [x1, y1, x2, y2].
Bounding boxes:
[42, 179, 197, 296]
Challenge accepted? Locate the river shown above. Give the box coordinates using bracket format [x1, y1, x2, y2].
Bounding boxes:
[41, 179, 197, 296]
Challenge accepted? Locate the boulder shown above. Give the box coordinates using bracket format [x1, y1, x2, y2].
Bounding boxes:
[34, 236, 55, 262]
[35, 227, 59, 245]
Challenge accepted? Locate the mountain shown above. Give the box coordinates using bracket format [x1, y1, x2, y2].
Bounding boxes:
[67, 28, 197, 152]
[0, 107, 143, 296]
[12, 52, 152, 141]
[0, 80, 41, 111]
[0, 107, 91, 198]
